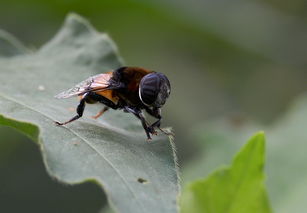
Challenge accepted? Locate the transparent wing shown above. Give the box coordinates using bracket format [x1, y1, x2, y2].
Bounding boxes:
[55, 73, 112, 99]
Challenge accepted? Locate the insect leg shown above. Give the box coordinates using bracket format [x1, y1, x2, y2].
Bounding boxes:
[55, 94, 87, 126]
[145, 107, 173, 137]
[145, 107, 162, 128]
[92, 106, 109, 119]
[124, 106, 152, 140]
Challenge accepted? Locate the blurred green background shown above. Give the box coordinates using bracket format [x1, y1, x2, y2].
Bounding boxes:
[0, 0, 306, 212]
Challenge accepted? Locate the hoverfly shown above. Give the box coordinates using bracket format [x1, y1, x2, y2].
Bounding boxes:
[55, 67, 171, 140]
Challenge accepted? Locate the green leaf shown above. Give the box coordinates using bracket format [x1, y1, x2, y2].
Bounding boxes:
[180, 132, 272, 213]
[0, 13, 179, 213]
[183, 93, 307, 213]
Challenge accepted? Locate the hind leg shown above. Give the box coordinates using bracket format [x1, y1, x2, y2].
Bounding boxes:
[55, 94, 88, 125]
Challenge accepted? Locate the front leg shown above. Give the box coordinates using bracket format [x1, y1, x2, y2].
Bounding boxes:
[144, 107, 173, 137]
[123, 106, 152, 140]
[145, 107, 162, 129]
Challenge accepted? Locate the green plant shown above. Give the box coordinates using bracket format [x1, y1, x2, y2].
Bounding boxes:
[180, 132, 271, 213]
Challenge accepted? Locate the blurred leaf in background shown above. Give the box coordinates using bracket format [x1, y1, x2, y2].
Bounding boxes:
[180, 132, 271, 213]
[183, 94, 307, 213]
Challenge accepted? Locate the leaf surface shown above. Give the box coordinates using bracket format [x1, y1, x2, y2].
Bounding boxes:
[0, 13, 179, 213]
[180, 132, 271, 213]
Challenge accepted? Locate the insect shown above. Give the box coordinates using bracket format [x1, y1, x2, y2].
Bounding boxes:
[55, 66, 171, 140]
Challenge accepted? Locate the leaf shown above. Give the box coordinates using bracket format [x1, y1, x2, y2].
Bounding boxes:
[182, 94, 307, 213]
[180, 132, 272, 213]
[0, 13, 179, 213]
[182, 122, 261, 183]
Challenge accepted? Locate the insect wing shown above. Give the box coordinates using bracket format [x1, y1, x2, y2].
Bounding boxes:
[55, 73, 112, 99]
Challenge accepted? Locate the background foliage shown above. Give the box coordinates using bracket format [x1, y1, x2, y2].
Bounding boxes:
[0, 0, 306, 212]
[181, 132, 271, 213]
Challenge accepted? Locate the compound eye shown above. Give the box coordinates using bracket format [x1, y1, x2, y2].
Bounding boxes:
[139, 72, 171, 107]
[139, 73, 159, 106]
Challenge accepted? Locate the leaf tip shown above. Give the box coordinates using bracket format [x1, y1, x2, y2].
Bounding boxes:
[249, 131, 266, 146]
[232, 131, 266, 169]
[254, 130, 265, 137]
